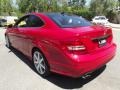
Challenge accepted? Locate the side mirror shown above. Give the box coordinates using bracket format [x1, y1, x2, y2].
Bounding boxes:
[7, 24, 13, 28]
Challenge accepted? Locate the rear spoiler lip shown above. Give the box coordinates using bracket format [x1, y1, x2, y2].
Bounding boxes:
[92, 34, 111, 41]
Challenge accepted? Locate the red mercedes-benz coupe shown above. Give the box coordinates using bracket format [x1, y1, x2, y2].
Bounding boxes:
[5, 13, 116, 78]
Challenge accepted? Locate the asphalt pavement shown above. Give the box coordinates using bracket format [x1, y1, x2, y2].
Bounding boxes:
[0, 27, 120, 90]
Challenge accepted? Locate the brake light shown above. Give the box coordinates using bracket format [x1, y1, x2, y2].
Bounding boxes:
[62, 40, 86, 52]
[106, 27, 112, 35]
[67, 45, 86, 51]
[106, 27, 113, 44]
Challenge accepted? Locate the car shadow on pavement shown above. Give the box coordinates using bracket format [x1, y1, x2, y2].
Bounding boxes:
[45, 65, 106, 89]
[9, 47, 106, 89]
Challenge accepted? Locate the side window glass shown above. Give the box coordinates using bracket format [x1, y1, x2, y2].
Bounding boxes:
[18, 20, 27, 27]
[28, 15, 44, 27]
[16, 16, 29, 27]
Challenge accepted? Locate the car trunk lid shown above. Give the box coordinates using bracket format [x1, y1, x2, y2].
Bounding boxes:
[62, 25, 112, 53]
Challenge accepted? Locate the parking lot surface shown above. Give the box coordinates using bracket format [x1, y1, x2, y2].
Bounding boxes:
[0, 27, 120, 90]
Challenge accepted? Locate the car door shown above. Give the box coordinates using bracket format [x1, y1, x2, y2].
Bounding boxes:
[12, 15, 30, 52]
[21, 15, 45, 56]
[7, 26, 19, 49]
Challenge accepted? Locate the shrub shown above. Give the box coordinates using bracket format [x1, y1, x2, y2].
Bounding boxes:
[70, 8, 95, 21]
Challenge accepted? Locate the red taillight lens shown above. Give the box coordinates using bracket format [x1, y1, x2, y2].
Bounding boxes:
[61, 40, 86, 52]
[106, 27, 112, 34]
[67, 45, 86, 51]
[106, 27, 113, 44]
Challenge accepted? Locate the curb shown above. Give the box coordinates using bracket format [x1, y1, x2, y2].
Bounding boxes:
[111, 26, 120, 29]
[110, 23, 120, 29]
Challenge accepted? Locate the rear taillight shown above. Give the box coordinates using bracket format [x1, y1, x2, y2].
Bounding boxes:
[67, 45, 86, 51]
[61, 40, 86, 52]
[106, 27, 113, 43]
[106, 27, 112, 34]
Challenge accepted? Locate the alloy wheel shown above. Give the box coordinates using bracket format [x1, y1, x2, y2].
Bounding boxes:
[33, 51, 46, 75]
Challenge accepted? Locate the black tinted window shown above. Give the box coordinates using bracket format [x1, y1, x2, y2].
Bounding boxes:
[47, 13, 92, 28]
[16, 16, 29, 27]
[28, 15, 44, 27]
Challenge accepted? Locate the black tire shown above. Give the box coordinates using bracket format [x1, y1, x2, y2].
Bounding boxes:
[32, 49, 50, 77]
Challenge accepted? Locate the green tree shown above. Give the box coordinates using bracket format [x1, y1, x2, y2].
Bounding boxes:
[68, 0, 86, 7]
[17, 0, 64, 13]
[90, 0, 115, 15]
[0, 0, 14, 15]
[118, 0, 120, 6]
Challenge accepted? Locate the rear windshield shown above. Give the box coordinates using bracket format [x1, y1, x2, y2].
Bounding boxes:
[99, 17, 106, 20]
[95, 16, 106, 20]
[47, 13, 92, 28]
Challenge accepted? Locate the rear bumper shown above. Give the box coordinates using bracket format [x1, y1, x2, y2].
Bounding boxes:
[58, 43, 116, 78]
